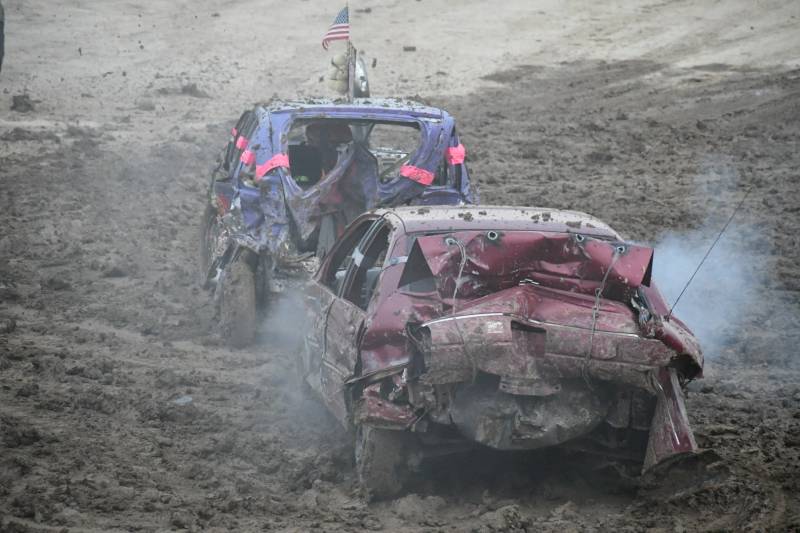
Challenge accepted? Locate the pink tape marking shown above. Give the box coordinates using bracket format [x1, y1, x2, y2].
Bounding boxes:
[445, 144, 466, 165]
[240, 149, 255, 167]
[231, 127, 238, 137]
[255, 153, 291, 180]
[400, 165, 434, 186]
[235, 136, 249, 150]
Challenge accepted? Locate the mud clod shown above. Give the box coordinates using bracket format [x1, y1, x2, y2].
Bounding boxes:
[10, 94, 36, 113]
[180, 83, 210, 98]
[0, 318, 16, 334]
[43, 277, 71, 291]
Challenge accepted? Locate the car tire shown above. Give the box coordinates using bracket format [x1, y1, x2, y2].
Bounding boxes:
[218, 254, 257, 348]
[354, 425, 412, 500]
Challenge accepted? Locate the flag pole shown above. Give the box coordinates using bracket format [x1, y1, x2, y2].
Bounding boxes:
[347, 3, 355, 102]
[347, 42, 356, 102]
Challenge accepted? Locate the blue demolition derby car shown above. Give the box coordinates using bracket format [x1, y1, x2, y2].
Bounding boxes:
[200, 98, 475, 346]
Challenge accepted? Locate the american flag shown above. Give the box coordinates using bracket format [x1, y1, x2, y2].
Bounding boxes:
[322, 7, 350, 50]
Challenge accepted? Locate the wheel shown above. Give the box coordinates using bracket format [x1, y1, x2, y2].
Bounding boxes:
[218, 254, 257, 348]
[354, 425, 413, 500]
[199, 204, 220, 285]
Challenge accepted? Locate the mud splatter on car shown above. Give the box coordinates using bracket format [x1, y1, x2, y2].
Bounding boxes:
[298, 205, 704, 498]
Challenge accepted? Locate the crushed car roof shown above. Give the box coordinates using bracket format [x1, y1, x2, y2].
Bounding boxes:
[257, 98, 446, 119]
[376, 205, 621, 238]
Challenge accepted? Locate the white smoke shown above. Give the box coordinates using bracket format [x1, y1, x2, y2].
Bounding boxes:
[652, 225, 753, 358]
[258, 290, 307, 350]
[650, 159, 799, 364]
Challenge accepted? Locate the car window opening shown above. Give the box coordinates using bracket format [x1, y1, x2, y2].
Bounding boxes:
[345, 224, 391, 309]
[323, 219, 374, 292]
[287, 119, 422, 190]
[398, 238, 437, 294]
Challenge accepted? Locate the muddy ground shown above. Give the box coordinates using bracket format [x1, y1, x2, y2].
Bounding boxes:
[2, 1, 800, 531]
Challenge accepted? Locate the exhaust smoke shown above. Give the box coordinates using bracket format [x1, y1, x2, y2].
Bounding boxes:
[651, 161, 800, 365]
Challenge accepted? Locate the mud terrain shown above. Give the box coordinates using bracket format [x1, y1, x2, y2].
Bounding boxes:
[2, 0, 800, 531]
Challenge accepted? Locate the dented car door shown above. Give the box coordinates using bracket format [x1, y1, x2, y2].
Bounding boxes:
[301, 278, 336, 393]
[322, 297, 365, 422]
[301, 217, 376, 423]
[321, 218, 392, 425]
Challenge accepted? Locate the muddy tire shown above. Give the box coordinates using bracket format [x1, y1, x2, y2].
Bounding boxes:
[355, 425, 412, 500]
[218, 255, 257, 348]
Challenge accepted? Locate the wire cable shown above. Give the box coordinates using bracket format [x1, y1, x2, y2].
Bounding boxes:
[667, 186, 753, 319]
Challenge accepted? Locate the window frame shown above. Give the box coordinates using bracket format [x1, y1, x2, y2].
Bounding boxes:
[320, 217, 376, 293]
[340, 218, 392, 309]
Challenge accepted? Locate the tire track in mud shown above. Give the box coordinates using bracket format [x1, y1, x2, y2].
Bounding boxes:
[0, 127, 356, 531]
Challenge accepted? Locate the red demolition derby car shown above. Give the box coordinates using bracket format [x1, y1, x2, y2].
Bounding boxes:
[297, 205, 703, 498]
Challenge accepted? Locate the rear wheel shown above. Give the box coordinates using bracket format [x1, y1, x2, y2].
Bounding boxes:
[355, 425, 413, 500]
[218, 254, 256, 348]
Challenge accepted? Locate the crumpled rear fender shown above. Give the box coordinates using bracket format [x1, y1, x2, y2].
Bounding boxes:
[643, 367, 700, 472]
[211, 180, 291, 260]
[205, 214, 288, 292]
[353, 384, 417, 430]
[256, 176, 292, 258]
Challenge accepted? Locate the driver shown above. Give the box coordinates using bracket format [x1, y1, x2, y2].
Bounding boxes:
[305, 121, 353, 175]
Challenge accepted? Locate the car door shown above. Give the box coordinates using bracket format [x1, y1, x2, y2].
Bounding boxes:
[322, 219, 392, 423]
[302, 217, 376, 414]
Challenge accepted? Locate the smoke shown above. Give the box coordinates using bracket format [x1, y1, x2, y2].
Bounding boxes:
[259, 289, 307, 350]
[652, 224, 753, 358]
[255, 287, 343, 428]
[650, 160, 799, 365]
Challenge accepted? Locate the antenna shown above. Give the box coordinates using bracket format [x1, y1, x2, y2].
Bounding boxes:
[667, 186, 753, 320]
